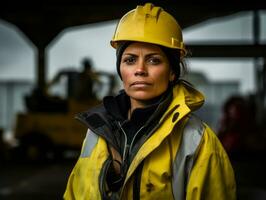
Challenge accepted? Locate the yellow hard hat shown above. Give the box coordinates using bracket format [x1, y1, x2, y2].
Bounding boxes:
[111, 3, 187, 58]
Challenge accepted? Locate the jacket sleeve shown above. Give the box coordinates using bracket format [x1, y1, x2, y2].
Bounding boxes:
[186, 125, 237, 200]
[63, 129, 104, 200]
[63, 169, 76, 200]
[63, 135, 89, 200]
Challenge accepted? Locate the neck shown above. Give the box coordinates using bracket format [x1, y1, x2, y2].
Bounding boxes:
[128, 94, 165, 119]
[130, 99, 147, 111]
[127, 100, 143, 119]
[127, 86, 172, 119]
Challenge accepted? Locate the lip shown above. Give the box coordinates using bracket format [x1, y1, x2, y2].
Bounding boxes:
[130, 81, 152, 86]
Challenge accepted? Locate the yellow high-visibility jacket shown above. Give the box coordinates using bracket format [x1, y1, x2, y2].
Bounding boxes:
[64, 81, 236, 200]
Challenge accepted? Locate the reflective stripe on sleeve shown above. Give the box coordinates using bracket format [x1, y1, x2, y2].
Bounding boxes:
[80, 129, 99, 158]
[172, 115, 205, 200]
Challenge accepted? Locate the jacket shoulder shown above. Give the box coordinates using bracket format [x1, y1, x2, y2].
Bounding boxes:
[186, 119, 236, 200]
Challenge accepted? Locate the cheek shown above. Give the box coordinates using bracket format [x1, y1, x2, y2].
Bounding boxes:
[153, 69, 171, 85]
[120, 67, 131, 86]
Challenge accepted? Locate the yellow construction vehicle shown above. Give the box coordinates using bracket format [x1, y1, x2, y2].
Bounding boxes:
[14, 65, 117, 162]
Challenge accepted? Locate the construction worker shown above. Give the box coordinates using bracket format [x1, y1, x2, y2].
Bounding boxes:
[64, 3, 236, 200]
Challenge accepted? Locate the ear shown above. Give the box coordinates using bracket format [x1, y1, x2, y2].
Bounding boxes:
[169, 70, 176, 82]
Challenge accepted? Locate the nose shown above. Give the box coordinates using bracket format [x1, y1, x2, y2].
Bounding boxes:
[134, 60, 148, 76]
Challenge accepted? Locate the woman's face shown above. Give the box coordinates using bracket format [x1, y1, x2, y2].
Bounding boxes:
[120, 42, 175, 108]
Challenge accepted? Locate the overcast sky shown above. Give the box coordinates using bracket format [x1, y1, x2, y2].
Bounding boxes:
[0, 10, 265, 94]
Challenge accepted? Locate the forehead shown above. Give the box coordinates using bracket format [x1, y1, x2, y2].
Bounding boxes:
[123, 42, 164, 55]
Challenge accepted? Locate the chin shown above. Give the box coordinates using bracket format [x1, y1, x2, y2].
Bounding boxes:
[130, 91, 161, 102]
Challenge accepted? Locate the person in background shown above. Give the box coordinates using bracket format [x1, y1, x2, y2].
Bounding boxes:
[64, 3, 236, 200]
[218, 96, 248, 155]
[47, 58, 100, 101]
[218, 95, 261, 158]
[74, 58, 100, 101]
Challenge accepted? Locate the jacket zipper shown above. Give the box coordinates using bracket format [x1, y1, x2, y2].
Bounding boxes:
[118, 122, 145, 162]
[117, 121, 128, 162]
[129, 121, 161, 160]
[129, 126, 145, 154]
[119, 121, 164, 199]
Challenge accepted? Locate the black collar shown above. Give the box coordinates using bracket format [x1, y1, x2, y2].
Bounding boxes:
[103, 87, 173, 125]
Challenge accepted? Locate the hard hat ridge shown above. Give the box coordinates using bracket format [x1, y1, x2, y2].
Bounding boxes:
[137, 3, 162, 20]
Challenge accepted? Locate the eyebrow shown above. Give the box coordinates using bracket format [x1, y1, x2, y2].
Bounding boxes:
[122, 53, 162, 57]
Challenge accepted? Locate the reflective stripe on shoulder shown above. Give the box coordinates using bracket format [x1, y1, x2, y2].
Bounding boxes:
[172, 114, 205, 200]
[80, 129, 99, 158]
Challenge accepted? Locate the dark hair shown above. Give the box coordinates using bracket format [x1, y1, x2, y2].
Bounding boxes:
[159, 46, 187, 84]
[116, 42, 132, 78]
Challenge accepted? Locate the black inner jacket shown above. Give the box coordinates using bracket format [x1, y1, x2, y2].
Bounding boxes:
[103, 90, 165, 145]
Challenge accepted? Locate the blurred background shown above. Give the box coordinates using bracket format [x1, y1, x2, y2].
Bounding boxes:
[0, 1, 266, 199]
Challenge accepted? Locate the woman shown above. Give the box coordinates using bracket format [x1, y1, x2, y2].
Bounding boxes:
[64, 3, 236, 200]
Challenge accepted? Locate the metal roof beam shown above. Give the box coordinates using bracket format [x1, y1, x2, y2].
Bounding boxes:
[187, 44, 266, 57]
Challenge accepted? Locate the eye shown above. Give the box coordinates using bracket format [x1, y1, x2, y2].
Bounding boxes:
[147, 57, 162, 65]
[122, 56, 136, 65]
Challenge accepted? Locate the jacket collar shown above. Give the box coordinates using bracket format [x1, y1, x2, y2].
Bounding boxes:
[103, 90, 130, 122]
[160, 80, 205, 123]
[102, 87, 172, 124]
